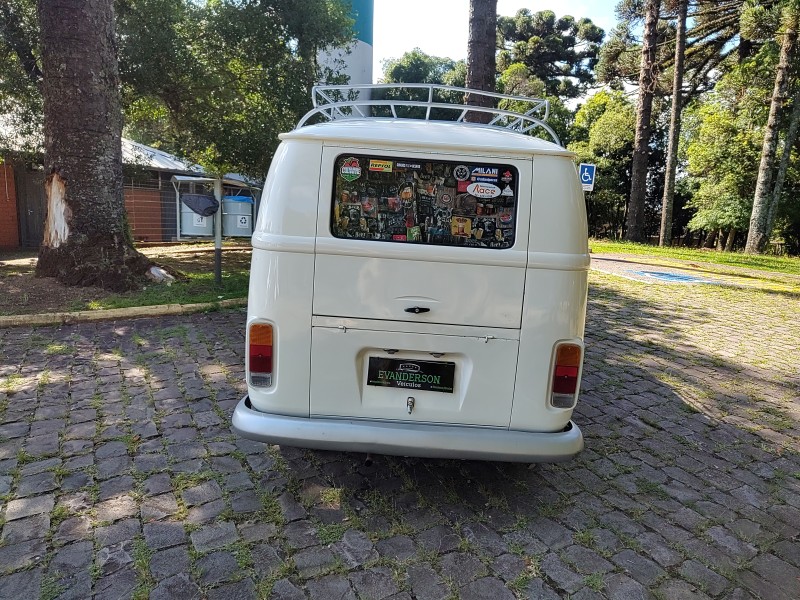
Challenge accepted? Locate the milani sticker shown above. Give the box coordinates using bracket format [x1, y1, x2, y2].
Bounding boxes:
[340, 157, 362, 182]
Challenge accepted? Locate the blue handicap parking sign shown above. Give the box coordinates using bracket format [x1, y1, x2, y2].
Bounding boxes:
[579, 163, 596, 191]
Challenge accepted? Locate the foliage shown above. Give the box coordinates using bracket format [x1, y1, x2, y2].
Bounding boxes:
[568, 91, 636, 238]
[497, 9, 604, 99]
[0, 0, 354, 178]
[381, 48, 465, 86]
[684, 48, 781, 235]
[117, 0, 354, 178]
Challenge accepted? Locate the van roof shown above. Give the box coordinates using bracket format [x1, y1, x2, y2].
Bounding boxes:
[280, 119, 575, 158]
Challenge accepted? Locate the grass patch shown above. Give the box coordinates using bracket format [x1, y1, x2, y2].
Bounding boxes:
[590, 239, 800, 276]
[317, 523, 348, 545]
[583, 571, 605, 592]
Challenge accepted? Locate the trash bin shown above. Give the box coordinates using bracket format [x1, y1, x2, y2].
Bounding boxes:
[180, 201, 214, 237]
[222, 196, 254, 237]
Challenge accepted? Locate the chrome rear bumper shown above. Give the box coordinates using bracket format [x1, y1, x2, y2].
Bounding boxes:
[232, 396, 583, 463]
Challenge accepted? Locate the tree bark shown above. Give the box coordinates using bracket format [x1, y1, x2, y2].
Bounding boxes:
[626, 0, 661, 243]
[766, 85, 800, 235]
[745, 9, 798, 254]
[702, 229, 717, 249]
[465, 0, 497, 123]
[716, 227, 725, 251]
[659, 0, 687, 247]
[35, 0, 150, 290]
[725, 228, 736, 251]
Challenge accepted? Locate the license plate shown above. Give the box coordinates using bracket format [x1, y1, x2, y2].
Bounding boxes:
[367, 357, 455, 394]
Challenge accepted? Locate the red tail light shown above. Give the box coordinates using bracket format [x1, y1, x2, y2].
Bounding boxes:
[551, 343, 582, 408]
[249, 323, 274, 387]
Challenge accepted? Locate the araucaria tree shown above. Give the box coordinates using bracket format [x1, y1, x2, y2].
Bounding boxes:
[465, 0, 498, 122]
[36, 0, 150, 290]
[626, 0, 661, 242]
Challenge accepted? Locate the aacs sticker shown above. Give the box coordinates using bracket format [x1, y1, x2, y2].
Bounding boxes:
[467, 182, 501, 198]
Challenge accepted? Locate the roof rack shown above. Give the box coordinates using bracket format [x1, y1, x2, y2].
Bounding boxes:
[296, 83, 561, 146]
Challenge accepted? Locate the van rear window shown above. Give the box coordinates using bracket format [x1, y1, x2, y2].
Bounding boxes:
[331, 154, 518, 249]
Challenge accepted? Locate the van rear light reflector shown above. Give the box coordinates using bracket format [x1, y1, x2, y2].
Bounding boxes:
[551, 343, 582, 409]
[249, 323, 273, 387]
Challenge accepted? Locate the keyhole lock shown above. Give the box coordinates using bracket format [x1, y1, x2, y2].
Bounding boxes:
[407, 397, 415, 414]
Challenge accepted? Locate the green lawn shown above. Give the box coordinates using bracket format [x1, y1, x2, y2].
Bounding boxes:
[590, 239, 800, 276]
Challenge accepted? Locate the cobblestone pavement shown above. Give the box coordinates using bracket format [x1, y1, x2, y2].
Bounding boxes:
[1, 271, 798, 600]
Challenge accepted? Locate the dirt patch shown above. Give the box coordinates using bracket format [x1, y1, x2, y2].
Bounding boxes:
[0, 243, 251, 316]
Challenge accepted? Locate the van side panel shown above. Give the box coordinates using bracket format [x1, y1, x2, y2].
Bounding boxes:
[248, 140, 322, 417]
[510, 155, 589, 432]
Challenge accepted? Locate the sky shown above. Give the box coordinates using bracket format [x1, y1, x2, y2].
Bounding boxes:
[371, 0, 620, 82]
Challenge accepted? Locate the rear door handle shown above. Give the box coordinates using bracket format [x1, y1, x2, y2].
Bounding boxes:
[404, 306, 430, 314]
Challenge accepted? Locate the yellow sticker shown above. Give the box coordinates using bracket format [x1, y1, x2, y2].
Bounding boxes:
[369, 160, 393, 173]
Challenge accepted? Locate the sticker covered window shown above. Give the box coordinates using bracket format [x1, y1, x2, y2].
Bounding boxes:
[331, 154, 518, 249]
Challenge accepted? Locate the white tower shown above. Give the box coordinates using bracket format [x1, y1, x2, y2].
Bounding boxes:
[319, 0, 374, 85]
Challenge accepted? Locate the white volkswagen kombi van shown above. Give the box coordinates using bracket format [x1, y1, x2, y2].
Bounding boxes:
[232, 85, 589, 462]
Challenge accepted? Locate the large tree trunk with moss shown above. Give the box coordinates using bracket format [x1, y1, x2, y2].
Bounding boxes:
[35, 0, 150, 291]
[465, 0, 497, 123]
[659, 0, 687, 247]
[745, 9, 798, 254]
[625, 0, 661, 243]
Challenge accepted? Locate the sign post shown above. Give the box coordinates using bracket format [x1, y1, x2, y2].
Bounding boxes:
[579, 163, 596, 192]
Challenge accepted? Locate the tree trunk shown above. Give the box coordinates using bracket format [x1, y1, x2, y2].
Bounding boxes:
[766, 85, 800, 234]
[465, 0, 497, 123]
[702, 229, 717, 249]
[745, 9, 798, 254]
[716, 228, 725, 251]
[626, 0, 661, 243]
[36, 0, 150, 290]
[725, 228, 736, 251]
[659, 0, 687, 247]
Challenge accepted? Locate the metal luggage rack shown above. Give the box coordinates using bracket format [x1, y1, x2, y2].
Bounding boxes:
[296, 83, 562, 146]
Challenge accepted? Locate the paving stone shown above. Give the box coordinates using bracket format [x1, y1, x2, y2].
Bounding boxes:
[294, 545, 338, 578]
[531, 517, 574, 550]
[187, 498, 227, 524]
[95, 518, 141, 548]
[407, 564, 450, 600]
[144, 521, 187, 551]
[278, 491, 307, 521]
[307, 575, 357, 600]
[750, 553, 800, 598]
[207, 578, 258, 600]
[251, 542, 283, 579]
[97, 540, 134, 576]
[143, 472, 173, 496]
[150, 572, 202, 600]
[225, 471, 255, 491]
[285, 519, 320, 550]
[16, 471, 57, 497]
[239, 522, 278, 543]
[0, 539, 46, 572]
[197, 550, 239, 585]
[417, 524, 460, 555]
[98, 474, 136, 500]
[49, 541, 93, 572]
[96, 456, 132, 479]
[134, 453, 168, 472]
[150, 545, 191, 580]
[190, 520, 238, 552]
[349, 567, 399, 600]
[333, 528, 378, 567]
[95, 495, 137, 522]
[459, 577, 516, 600]
[96, 441, 128, 459]
[540, 552, 584, 595]
[611, 549, 667, 587]
[231, 489, 261, 514]
[440, 552, 487, 587]
[183, 479, 223, 506]
[141, 493, 179, 521]
[490, 553, 526, 582]
[562, 544, 615, 575]
[462, 522, 507, 557]
[376, 535, 416, 561]
[55, 515, 93, 544]
[0, 568, 42, 599]
[0, 513, 50, 544]
[679, 560, 730, 597]
[270, 578, 306, 600]
[524, 578, 562, 600]
[655, 580, 712, 600]
[4, 494, 54, 521]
